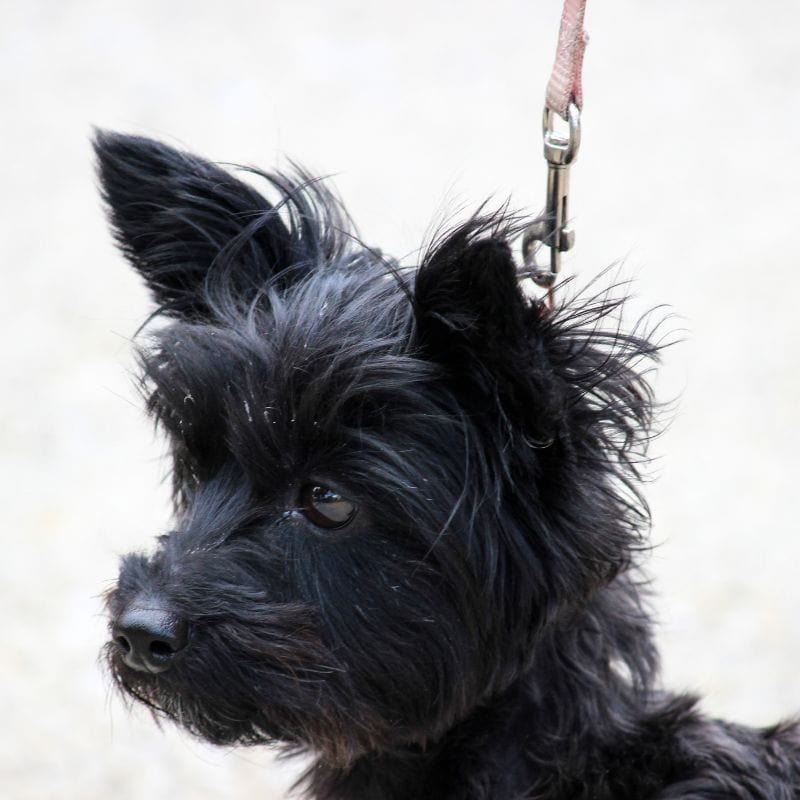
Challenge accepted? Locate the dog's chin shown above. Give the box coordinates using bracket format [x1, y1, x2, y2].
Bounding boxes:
[105, 643, 270, 744]
[104, 641, 402, 766]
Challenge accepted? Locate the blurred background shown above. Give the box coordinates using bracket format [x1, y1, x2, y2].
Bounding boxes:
[2, 1, 799, 797]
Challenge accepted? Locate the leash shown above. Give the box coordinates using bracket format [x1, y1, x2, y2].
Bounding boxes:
[523, 0, 588, 309]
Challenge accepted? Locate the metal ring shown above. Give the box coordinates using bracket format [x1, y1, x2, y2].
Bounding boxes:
[541, 103, 581, 165]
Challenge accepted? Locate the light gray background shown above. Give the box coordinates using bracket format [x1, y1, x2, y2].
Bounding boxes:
[2, 1, 799, 798]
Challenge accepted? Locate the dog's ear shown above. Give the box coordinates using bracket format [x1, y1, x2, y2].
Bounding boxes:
[94, 131, 315, 320]
[413, 219, 562, 438]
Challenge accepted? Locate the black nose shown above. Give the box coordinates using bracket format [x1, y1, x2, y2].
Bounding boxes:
[112, 596, 188, 674]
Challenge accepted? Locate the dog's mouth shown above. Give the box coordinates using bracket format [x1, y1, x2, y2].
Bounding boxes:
[106, 638, 388, 767]
[102, 602, 381, 762]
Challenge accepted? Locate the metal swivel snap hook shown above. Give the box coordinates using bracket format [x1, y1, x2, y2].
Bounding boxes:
[522, 102, 581, 293]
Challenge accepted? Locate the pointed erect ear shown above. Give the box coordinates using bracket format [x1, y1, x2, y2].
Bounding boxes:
[415, 225, 528, 356]
[94, 131, 303, 320]
[414, 219, 561, 437]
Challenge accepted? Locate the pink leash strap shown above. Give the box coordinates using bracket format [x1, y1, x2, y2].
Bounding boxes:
[545, 0, 588, 118]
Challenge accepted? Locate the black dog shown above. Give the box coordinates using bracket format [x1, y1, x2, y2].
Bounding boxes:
[97, 132, 800, 799]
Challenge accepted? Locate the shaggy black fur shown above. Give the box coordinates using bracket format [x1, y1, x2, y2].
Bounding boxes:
[97, 131, 800, 799]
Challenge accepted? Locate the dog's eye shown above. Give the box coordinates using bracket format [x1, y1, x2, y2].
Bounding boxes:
[299, 484, 358, 529]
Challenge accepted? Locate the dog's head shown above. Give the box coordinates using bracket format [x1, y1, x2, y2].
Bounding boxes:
[97, 132, 657, 765]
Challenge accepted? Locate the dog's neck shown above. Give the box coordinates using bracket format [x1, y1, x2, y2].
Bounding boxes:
[301, 577, 679, 799]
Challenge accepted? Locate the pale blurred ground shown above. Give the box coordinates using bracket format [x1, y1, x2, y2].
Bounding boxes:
[1, 1, 799, 798]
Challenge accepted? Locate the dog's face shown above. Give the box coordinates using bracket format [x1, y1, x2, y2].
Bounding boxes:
[97, 133, 654, 766]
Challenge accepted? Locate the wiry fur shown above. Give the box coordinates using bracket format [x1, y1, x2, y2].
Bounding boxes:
[97, 132, 800, 798]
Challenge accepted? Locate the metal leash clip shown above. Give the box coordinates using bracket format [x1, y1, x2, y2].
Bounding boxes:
[522, 102, 581, 298]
